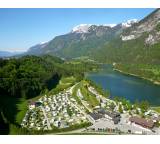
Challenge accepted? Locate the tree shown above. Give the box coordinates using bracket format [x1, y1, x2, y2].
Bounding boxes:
[16, 93, 28, 125]
[136, 109, 139, 115]
[114, 96, 120, 103]
[118, 105, 123, 113]
[110, 102, 115, 111]
[139, 101, 150, 112]
[126, 100, 132, 110]
[134, 100, 139, 108]
[67, 106, 73, 117]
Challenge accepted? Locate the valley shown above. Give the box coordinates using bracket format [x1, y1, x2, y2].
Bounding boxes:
[20, 79, 160, 134]
[86, 64, 160, 106]
[114, 64, 160, 85]
[1, 55, 160, 135]
[1, 8, 160, 135]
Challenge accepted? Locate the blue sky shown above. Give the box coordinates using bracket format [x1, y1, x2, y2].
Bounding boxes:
[0, 8, 155, 52]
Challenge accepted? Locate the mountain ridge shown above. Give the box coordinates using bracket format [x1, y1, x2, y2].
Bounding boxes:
[24, 19, 138, 58]
[0, 51, 24, 58]
[94, 9, 160, 64]
[14, 9, 160, 65]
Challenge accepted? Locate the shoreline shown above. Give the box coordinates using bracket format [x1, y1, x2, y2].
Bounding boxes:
[113, 68, 160, 86]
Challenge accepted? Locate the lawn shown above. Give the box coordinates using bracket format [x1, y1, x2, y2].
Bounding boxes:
[16, 97, 28, 125]
[80, 81, 99, 108]
[30, 76, 76, 101]
[71, 83, 83, 105]
[49, 76, 76, 95]
[60, 76, 76, 85]
[151, 106, 160, 113]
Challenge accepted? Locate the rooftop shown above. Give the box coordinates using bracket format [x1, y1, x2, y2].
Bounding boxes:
[129, 116, 154, 129]
[89, 112, 103, 120]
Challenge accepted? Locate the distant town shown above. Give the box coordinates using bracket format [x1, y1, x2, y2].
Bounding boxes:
[21, 80, 160, 134]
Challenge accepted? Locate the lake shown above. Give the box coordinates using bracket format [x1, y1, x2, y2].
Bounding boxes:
[86, 64, 160, 106]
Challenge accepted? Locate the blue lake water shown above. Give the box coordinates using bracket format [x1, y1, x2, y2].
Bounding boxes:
[86, 64, 160, 106]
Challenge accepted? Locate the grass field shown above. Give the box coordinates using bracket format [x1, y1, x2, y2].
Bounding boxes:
[15, 76, 77, 126]
[30, 76, 77, 101]
[80, 81, 99, 108]
[60, 76, 76, 84]
[152, 106, 160, 113]
[71, 83, 83, 105]
[16, 97, 28, 125]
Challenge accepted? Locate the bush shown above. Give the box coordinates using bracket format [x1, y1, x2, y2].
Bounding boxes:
[118, 105, 123, 113]
[156, 23, 160, 31]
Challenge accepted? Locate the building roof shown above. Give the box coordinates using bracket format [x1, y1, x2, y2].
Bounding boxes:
[29, 101, 36, 105]
[98, 109, 120, 119]
[152, 115, 160, 121]
[35, 102, 42, 107]
[113, 117, 120, 124]
[89, 112, 103, 120]
[129, 116, 154, 128]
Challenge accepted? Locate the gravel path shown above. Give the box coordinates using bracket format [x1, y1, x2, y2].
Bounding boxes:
[41, 107, 52, 130]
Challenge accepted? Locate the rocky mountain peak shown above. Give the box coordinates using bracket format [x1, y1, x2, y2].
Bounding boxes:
[71, 24, 92, 33]
[122, 19, 138, 28]
[121, 9, 160, 43]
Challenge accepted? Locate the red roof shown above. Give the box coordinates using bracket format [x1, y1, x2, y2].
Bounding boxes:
[129, 116, 154, 128]
[29, 101, 36, 105]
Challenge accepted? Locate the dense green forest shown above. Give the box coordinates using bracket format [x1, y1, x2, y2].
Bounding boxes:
[92, 32, 160, 82]
[0, 55, 98, 134]
[93, 32, 160, 65]
[115, 63, 160, 83]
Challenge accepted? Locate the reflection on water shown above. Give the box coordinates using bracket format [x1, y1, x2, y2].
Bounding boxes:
[123, 79, 143, 85]
[86, 64, 160, 106]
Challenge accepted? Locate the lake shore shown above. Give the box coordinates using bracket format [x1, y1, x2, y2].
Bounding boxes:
[113, 68, 160, 86]
[151, 106, 160, 112]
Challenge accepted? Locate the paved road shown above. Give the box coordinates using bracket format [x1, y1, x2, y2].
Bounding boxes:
[66, 87, 94, 124]
[77, 89, 83, 99]
[117, 113, 154, 134]
[67, 95, 94, 124]
[87, 114, 156, 135]
[41, 107, 52, 130]
[67, 82, 79, 95]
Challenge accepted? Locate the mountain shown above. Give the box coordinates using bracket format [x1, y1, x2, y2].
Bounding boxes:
[122, 9, 160, 44]
[0, 51, 23, 58]
[25, 20, 138, 59]
[93, 9, 160, 64]
[27, 42, 49, 56]
[24, 9, 160, 65]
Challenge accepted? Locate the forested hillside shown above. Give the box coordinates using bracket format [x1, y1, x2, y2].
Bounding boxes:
[0, 55, 98, 134]
[92, 9, 160, 83]
[93, 33, 160, 64]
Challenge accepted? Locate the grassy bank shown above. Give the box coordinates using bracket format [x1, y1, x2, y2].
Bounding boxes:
[151, 106, 160, 113]
[114, 64, 160, 85]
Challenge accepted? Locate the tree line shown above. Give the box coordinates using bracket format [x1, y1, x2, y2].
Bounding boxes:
[0, 55, 98, 134]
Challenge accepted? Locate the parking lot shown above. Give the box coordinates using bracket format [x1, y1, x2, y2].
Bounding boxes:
[87, 113, 156, 134]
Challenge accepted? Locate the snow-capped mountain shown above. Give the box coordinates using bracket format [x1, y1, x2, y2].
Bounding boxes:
[12, 9, 160, 66]
[71, 20, 138, 34]
[122, 19, 138, 28]
[71, 23, 118, 33]
[94, 9, 160, 64]
[103, 24, 117, 28]
[71, 24, 92, 33]
[122, 9, 160, 44]
[27, 41, 49, 55]
[25, 19, 139, 58]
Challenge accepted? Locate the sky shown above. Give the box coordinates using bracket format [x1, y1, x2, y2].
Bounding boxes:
[0, 8, 155, 52]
